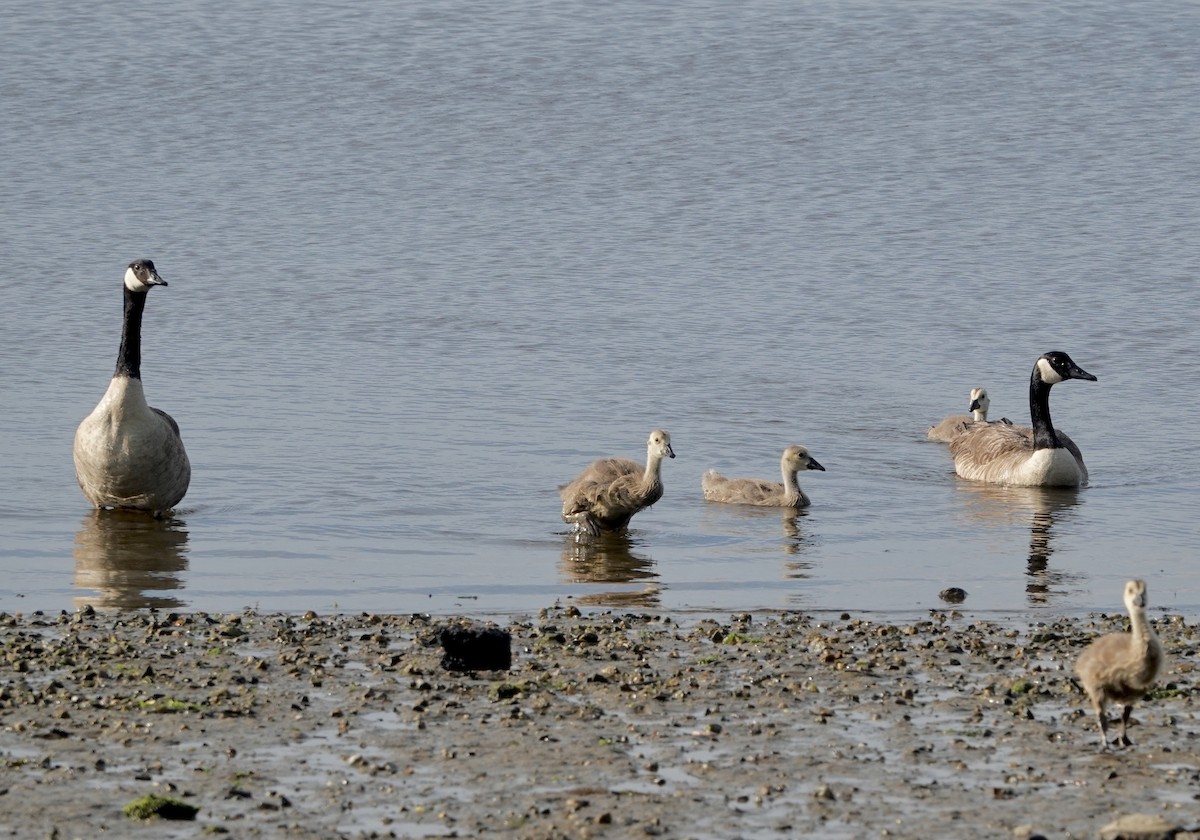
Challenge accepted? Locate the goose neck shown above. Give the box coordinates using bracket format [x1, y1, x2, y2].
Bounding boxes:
[115, 286, 149, 379]
[1028, 367, 1060, 449]
[1129, 605, 1162, 680]
[642, 452, 664, 484]
[1129, 605, 1156, 647]
[781, 467, 802, 504]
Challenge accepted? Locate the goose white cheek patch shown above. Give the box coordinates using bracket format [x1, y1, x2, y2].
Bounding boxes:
[1037, 357, 1064, 384]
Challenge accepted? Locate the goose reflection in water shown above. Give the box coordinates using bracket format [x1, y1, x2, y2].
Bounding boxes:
[955, 483, 1084, 605]
[73, 509, 189, 610]
[780, 510, 816, 578]
[561, 531, 660, 609]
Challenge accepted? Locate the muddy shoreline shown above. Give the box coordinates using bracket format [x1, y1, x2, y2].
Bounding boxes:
[1, 606, 1197, 838]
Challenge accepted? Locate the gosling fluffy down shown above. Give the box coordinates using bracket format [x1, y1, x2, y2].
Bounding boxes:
[1075, 579, 1164, 749]
[560, 429, 675, 535]
[927, 387, 993, 442]
[702, 445, 825, 508]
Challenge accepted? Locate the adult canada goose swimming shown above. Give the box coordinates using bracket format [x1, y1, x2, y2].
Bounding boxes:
[73, 259, 191, 517]
[949, 351, 1096, 487]
[927, 387, 995, 442]
[1075, 579, 1164, 749]
[701, 445, 825, 508]
[560, 429, 674, 536]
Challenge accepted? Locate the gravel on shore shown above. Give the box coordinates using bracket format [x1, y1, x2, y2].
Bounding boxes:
[1, 605, 1198, 838]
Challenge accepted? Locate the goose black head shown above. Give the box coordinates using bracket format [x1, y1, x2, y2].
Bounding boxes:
[1036, 351, 1097, 385]
[124, 259, 168, 293]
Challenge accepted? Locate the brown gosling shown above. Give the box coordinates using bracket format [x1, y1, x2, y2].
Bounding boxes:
[1075, 579, 1164, 750]
[560, 429, 675, 536]
[927, 387, 992, 443]
[702, 445, 825, 508]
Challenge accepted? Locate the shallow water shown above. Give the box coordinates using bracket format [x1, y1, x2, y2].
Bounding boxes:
[2, 0, 1199, 616]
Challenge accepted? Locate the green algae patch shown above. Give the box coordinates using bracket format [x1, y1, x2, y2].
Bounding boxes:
[123, 794, 199, 821]
[138, 696, 203, 713]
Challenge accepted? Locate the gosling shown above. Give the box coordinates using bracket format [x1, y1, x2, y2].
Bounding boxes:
[1075, 579, 1164, 750]
[702, 445, 825, 508]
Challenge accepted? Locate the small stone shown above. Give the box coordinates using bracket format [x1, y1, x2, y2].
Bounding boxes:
[939, 588, 968, 604]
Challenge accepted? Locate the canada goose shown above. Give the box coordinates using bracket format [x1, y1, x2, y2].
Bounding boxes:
[949, 351, 1096, 487]
[927, 387, 993, 442]
[73, 260, 191, 516]
[560, 429, 674, 535]
[702, 445, 825, 508]
[1075, 579, 1164, 749]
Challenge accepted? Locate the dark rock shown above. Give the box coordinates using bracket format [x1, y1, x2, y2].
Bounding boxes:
[939, 587, 968, 604]
[440, 625, 512, 671]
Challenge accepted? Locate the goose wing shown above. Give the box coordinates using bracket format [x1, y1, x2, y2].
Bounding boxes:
[151, 407, 183, 438]
[948, 421, 1035, 480]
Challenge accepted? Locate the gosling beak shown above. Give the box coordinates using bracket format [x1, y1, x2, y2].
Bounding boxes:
[666, 445, 676, 459]
[968, 399, 983, 412]
[807, 457, 825, 472]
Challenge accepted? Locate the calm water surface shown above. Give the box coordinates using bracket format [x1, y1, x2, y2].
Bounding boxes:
[3, 0, 1199, 617]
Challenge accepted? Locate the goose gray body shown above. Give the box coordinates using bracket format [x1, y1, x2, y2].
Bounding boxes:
[702, 445, 825, 508]
[949, 351, 1095, 487]
[73, 260, 191, 516]
[1075, 579, 1164, 749]
[560, 429, 674, 535]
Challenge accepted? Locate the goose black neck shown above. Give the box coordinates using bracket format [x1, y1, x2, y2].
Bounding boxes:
[114, 286, 148, 379]
[1028, 366, 1060, 449]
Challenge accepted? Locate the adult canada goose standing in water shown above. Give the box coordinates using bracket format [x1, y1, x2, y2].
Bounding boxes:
[1075, 579, 1164, 749]
[73, 259, 191, 517]
[949, 351, 1096, 487]
[702, 445, 825, 508]
[927, 387, 995, 442]
[560, 429, 674, 536]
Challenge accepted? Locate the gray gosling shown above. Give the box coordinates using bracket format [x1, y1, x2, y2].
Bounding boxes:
[927, 387, 992, 442]
[1075, 579, 1164, 750]
[949, 351, 1095, 487]
[702, 445, 825, 508]
[560, 429, 675, 536]
[73, 259, 191, 517]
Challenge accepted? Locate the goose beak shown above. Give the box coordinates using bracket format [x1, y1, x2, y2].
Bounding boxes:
[1069, 363, 1097, 382]
[807, 457, 825, 472]
[148, 271, 168, 287]
[968, 399, 983, 412]
[666, 445, 676, 459]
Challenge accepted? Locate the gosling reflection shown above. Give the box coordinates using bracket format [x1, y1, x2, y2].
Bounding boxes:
[73, 509, 189, 610]
[561, 531, 660, 608]
[703, 504, 816, 563]
[780, 510, 815, 578]
[956, 483, 1084, 605]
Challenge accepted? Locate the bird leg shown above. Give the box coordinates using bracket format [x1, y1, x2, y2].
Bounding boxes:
[1116, 705, 1135, 748]
[1095, 710, 1112, 750]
